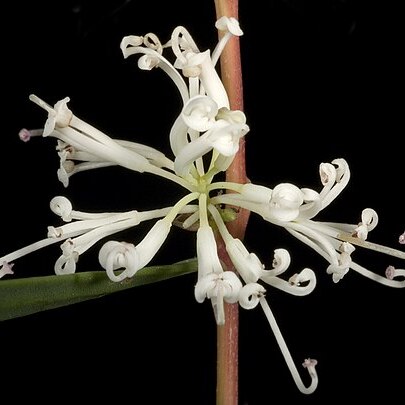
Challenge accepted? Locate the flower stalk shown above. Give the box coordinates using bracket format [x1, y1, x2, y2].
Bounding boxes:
[214, 1, 248, 405]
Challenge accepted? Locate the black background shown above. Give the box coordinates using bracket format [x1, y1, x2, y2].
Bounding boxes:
[1, 1, 404, 404]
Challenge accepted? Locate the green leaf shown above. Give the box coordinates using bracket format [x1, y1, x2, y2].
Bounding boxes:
[0, 258, 197, 321]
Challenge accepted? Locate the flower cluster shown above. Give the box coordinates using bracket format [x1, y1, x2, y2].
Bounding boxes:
[1, 16, 404, 394]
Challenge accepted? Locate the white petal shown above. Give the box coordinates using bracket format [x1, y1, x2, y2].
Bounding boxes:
[50, 196, 73, 222]
[319, 162, 336, 187]
[120, 35, 144, 51]
[55, 240, 79, 275]
[181, 95, 218, 132]
[194, 273, 216, 303]
[240, 183, 272, 203]
[54, 97, 73, 128]
[32, 96, 72, 137]
[215, 16, 244, 36]
[339, 241, 355, 254]
[54, 254, 78, 275]
[205, 121, 249, 156]
[194, 271, 242, 307]
[47, 226, 62, 238]
[361, 208, 378, 231]
[174, 136, 211, 176]
[260, 249, 291, 283]
[135, 219, 171, 268]
[221, 271, 243, 302]
[268, 183, 304, 222]
[138, 54, 159, 70]
[299, 188, 321, 219]
[287, 268, 317, 296]
[196, 225, 223, 278]
[57, 166, 70, 188]
[226, 238, 262, 283]
[321, 158, 351, 209]
[173, 50, 207, 70]
[198, 50, 230, 109]
[99, 241, 139, 282]
[216, 108, 246, 124]
[122, 44, 189, 104]
[238, 283, 266, 309]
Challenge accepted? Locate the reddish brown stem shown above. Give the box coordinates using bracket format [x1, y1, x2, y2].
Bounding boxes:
[214, 1, 249, 405]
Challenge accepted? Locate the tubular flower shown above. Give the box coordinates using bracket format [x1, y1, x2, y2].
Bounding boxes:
[1, 17, 404, 395]
[211, 158, 405, 288]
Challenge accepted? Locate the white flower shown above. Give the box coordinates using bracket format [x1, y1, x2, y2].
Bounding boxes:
[238, 283, 266, 309]
[206, 202, 318, 392]
[326, 242, 354, 283]
[204, 121, 248, 156]
[194, 271, 242, 325]
[9, 19, 243, 282]
[181, 96, 219, 132]
[50, 196, 73, 222]
[196, 225, 223, 278]
[28, 94, 152, 174]
[353, 208, 378, 240]
[99, 241, 139, 282]
[2, 16, 404, 397]
[29, 95, 73, 137]
[267, 248, 291, 277]
[259, 249, 317, 296]
[118, 19, 250, 193]
[173, 119, 249, 177]
[215, 16, 244, 36]
[212, 16, 244, 65]
[211, 158, 405, 288]
[55, 239, 79, 275]
[55, 143, 115, 188]
[225, 237, 263, 283]
[268, 183, 304, 222]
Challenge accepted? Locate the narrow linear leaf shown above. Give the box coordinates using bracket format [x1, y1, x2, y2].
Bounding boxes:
[0, 258, 197, 321]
